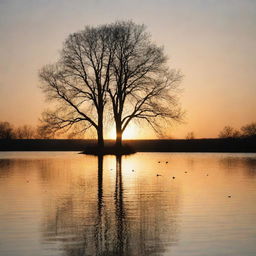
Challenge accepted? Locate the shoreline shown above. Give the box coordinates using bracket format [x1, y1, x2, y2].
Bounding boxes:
[0, 138, 255, 153]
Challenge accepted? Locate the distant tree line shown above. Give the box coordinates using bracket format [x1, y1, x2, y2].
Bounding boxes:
[1, 121, 255, 140]
[0, 121, 54, 139]
[218, 122, 256, 139]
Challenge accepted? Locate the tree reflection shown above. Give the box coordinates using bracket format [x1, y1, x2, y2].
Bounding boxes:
[0, 159, 12, 174]
[220, 156, 256, 177]
[41, 155, 179, 256]
[114, 156, 127, 255]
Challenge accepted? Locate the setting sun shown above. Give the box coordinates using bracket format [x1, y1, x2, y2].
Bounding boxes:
[108, 123, 139, 140]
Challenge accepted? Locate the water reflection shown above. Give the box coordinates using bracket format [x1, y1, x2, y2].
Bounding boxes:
[114, 156, 126, 255]
[93, 156, 128, 255]
[41, 155, 179, 256]
[219, 155, 256, 177]
[0, 159, 12, 177]
[2, 153, 256, 256]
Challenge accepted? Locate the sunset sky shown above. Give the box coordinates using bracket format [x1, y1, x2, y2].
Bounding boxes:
[0, 0, 255, 139]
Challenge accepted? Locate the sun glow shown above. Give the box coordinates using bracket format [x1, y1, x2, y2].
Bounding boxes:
[108, 123, 139, 140]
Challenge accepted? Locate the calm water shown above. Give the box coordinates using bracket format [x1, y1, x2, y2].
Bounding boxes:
[0, 152, 256, 256]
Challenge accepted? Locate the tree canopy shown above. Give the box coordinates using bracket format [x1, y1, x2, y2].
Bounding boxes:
[39, 21, 183, 148]
[107, 21, 182, 146]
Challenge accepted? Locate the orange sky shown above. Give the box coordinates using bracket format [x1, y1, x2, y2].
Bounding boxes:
[0, 0, 255, 139]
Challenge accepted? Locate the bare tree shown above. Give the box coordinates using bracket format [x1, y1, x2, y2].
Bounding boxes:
[186, 132, 195, 140]
[241, 122, 256, 137]
[39, 24, 116, 148]
[15, 125, 35, 139]
[39, 21, 183, 149]
[218, 126, 240, 138]
[107, 21, 183, 147]
[35, 125, 54, 139]
[0, 122, 15, 139]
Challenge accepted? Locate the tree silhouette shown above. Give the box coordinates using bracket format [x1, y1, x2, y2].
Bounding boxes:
[15, 125, 35, 139]
[108, 21, 183, 147]
[218, 126, 240, 138]
[39, 21, 183, 149]
[241, 122, 256, 138]
[186, 132, 195, 140]
[39, 24, 116, 148]
[0, 122, 15, 139]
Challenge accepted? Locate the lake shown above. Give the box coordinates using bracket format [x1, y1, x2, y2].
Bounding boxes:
[0, 152, 256, 256]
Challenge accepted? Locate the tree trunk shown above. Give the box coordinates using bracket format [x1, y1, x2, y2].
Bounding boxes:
[97, 127, 104, 148]
[97, 111, 104, 149]
[115, 121, 122, 148]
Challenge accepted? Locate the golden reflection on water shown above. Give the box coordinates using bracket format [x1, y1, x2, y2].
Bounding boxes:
[39, 154, 179, 256]
[0, 152, 256, 256]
